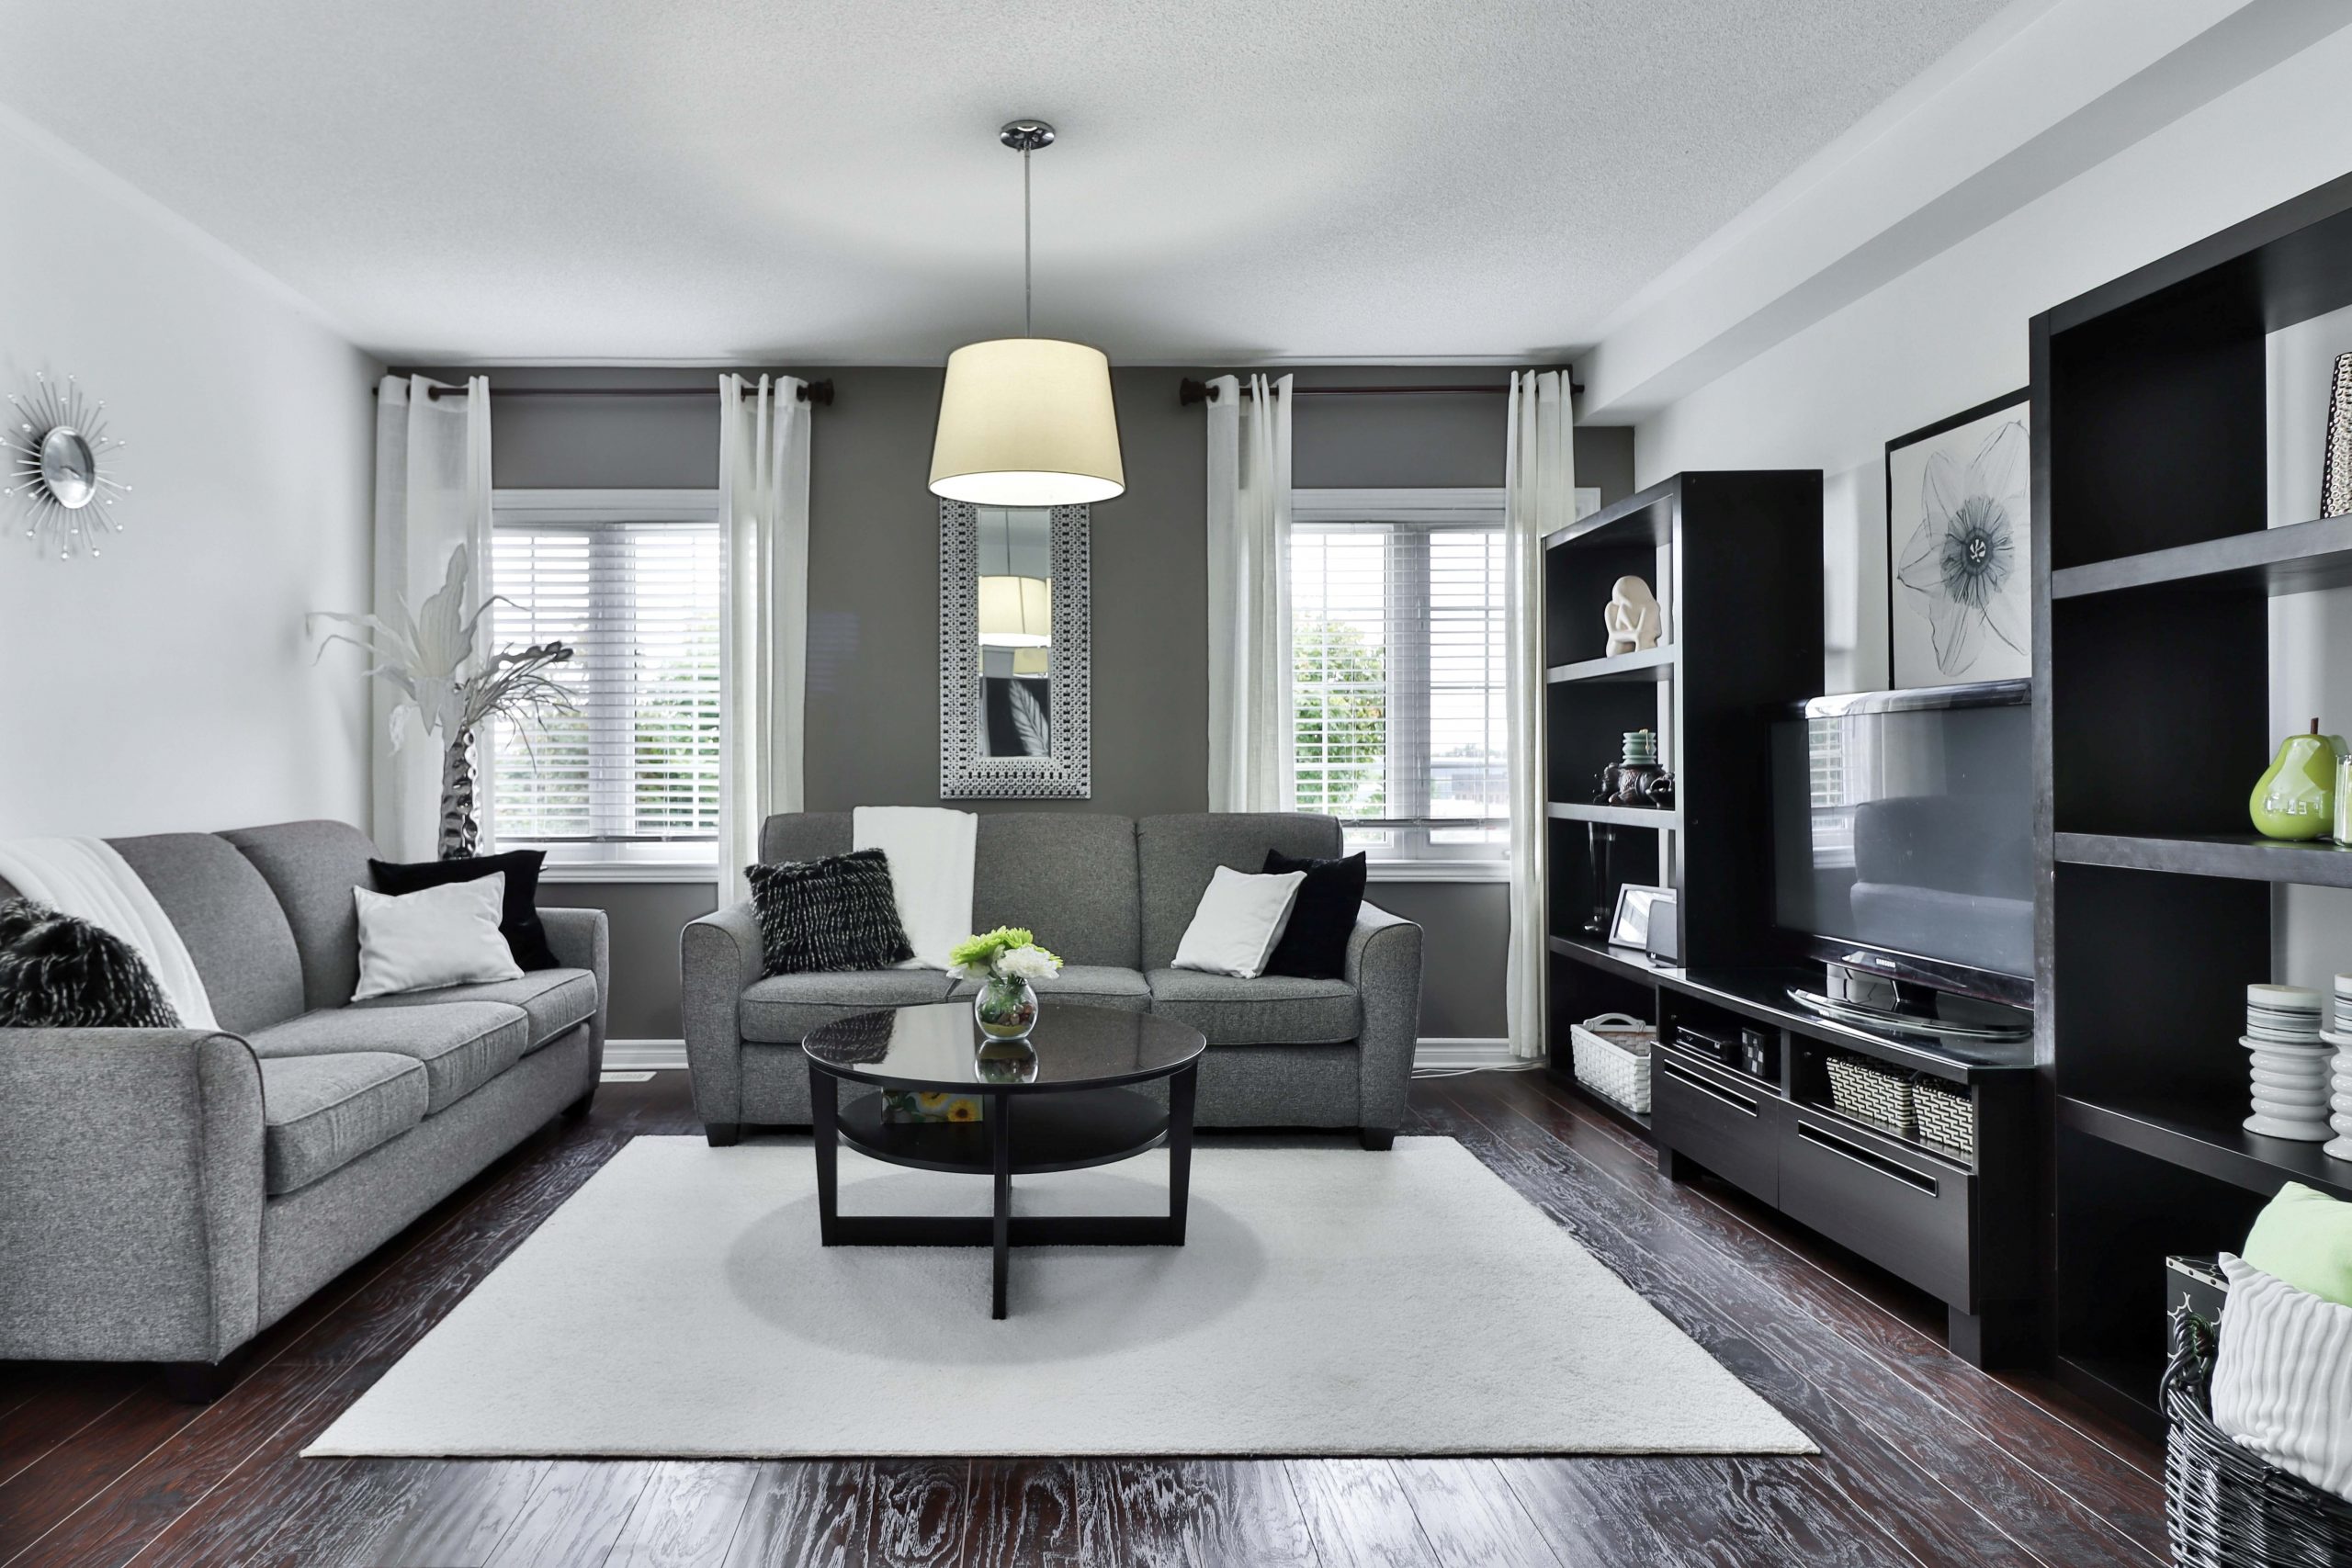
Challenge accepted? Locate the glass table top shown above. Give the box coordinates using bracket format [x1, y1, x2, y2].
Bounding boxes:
[802, 1002, 1206, 1093]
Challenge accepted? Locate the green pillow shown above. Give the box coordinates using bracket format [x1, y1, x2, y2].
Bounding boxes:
[2244, 1182, 2352, 1308]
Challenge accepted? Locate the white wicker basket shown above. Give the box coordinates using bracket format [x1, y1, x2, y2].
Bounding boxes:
[1913, 1079, 1975, 1156]
[1825, 1054, 1916, 1136]
[1570, 1013, 1657, 1114]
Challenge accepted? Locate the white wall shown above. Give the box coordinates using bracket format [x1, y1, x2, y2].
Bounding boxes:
[1628, 21, 2352, 694]
[0, 109, 379, 839]
[1618, 21, 2352, 988]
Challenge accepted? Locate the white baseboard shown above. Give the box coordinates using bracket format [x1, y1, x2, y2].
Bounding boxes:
[612, 1037, 1520, 1073]
[1412, 1037, 1517, 1070]
[605, 1039, 687, 1070]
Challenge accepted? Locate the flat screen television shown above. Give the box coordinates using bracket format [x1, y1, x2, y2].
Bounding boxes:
[1769, 679, 2033, 1038]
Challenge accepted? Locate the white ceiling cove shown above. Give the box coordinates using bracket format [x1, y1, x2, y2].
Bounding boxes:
[0, 0, 2013, 364]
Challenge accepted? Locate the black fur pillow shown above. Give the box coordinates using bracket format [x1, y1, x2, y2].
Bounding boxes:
[0, 898, 182, 1028]
[747, 849, 916, 976]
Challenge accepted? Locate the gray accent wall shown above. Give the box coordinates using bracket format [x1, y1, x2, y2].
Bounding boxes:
[420, 363, 1633, 1043]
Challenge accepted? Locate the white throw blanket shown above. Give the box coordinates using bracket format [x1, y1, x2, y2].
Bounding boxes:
[0, 836, 219, 1030]
[853, 807, 976, 971]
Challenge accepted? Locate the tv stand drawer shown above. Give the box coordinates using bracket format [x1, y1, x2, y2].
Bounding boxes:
[1780, 1107, 1973, 1306]
[1654, 1049, 1781, 1204]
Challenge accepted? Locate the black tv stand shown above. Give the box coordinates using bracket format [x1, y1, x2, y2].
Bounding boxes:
[1546, 946, 2041, 1368]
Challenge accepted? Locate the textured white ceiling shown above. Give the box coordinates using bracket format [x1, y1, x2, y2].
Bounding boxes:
[0, 0, 2011, 363]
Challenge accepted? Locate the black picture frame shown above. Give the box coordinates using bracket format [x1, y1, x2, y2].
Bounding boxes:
[1883, 387, 2030, 690]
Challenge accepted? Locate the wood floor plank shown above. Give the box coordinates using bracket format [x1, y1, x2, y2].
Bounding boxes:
[866, 1459, 966, 1567]
[1103, 1459, 1318, 1568]
[604, 1461, 762, 1568]
[1499, 1456, 1924, 1568]
[960, 1459, 1121, 1568]
[1285, 1459, 1438, 1568]
[480, 1460, 656, 1567]
[723, 1461, 870, 1568]
[1390, 1459, 1563, 1568]
[354, 1459, 553, 1568]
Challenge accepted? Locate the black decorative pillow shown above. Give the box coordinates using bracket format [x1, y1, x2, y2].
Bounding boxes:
[1260, 850, 1369, 979]
[0, 899, 181, 1028]
[748, 849, 916, 976]
[369, 851, 559, 971]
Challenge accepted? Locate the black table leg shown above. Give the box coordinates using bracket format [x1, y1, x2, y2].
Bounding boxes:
[990, 1092, 1012, 1319]
[1168, 1061, 1196, 1246]
[811, 1066, 839, 1247]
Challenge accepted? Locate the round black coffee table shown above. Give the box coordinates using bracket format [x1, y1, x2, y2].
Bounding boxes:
[801, 1002, 1207, 1318]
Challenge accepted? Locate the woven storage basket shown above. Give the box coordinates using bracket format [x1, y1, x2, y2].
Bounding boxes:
[1912, 1078, 1974, 1156]
[1825, 1054, 1915, 1136]
[2165, 1305, 2352, 1566]
[1569, 1013, 1656, 1115]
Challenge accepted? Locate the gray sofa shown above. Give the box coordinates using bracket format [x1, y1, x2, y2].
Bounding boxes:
[0, 821, 608, 1398]
[682, 811, 1423, 1148]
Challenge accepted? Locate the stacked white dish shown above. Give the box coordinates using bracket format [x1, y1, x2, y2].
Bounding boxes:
[2247, 984, 2332, 1142]
[2328, 977, 2352, 1162]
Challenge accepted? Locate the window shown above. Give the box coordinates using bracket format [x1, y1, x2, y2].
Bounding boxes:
[487, 491, 723, 874]
[1291, 489, 1508, 870]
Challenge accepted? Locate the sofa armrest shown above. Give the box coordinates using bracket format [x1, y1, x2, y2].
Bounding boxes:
[681, 901, 765, 1123]
[1344, 902, 1424, 1134]
[0, 1028, 265, 1364]
[539, 906, 612, 1077]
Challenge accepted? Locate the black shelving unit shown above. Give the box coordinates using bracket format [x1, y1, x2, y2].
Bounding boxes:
[2034, 169, 2352, 1430]
[1541, 470, 1823, 1026]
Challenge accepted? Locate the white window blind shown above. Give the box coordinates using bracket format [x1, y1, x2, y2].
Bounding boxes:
[1291, 491, 1507, 863]
[489, 514, 722, 862]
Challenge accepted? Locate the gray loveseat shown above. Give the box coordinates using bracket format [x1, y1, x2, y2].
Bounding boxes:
[0, 821, 608, 1398]
[682, 812, 1422, 1149]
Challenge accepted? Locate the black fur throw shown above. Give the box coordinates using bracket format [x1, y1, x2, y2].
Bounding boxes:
[0, 898, 182, 1029]
[747, 849, 916, 976]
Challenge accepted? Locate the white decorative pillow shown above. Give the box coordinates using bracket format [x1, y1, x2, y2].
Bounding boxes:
[1170, 866, 1307, 979]
[352, 874, 524, 1001]
[2211, 1252, 2352, 1501]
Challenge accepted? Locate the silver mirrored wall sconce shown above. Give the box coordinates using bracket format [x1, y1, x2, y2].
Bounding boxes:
[5, 372, 129, 558]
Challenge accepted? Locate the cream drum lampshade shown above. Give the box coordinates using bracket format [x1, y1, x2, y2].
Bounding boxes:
[929, 338, 1125, 506]
[978, 574, 1052, 646]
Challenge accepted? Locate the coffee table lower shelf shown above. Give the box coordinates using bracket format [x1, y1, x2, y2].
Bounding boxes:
[834, 1087, 1169, 1175]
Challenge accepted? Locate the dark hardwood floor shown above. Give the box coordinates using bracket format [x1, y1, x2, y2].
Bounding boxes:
[0, 1069, 2164, 1567]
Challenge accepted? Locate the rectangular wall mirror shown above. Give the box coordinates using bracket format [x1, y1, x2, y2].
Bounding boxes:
[939, 501, 1091, 797]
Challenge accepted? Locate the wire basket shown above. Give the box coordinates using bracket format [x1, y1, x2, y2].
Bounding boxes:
[1913, 1078, 1975, 1156]
[1824, 1054, 1915, 1136]
[2165, 1305, 2352, 1566]
[1569, 1013, 1656, 1114]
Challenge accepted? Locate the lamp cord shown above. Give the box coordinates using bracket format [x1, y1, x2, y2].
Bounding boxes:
[1023, 147, 1034, 337]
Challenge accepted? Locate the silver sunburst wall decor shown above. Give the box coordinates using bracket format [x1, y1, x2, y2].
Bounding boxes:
[4, 372, 129, 559]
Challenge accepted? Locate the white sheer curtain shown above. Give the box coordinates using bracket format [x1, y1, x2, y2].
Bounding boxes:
[1204, 372, 1295, 812]
[717, 373, 811, 905]
[370, 373, 491, 862]
[1504, 370, 1575, 1059]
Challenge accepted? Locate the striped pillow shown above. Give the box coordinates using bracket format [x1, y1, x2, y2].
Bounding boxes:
[2211, 1253, 2352, 1500]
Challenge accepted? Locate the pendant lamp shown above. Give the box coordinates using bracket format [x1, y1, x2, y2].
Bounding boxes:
[930, 120, 1125, 506]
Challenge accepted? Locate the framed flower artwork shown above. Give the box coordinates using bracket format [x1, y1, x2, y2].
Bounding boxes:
[1885, 389, 2030, 688]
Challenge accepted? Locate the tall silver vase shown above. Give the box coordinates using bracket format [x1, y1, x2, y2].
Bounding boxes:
[438, 726, 480, 861]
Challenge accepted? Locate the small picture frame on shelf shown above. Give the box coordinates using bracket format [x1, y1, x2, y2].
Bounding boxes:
[1608, 883, 1675, 955]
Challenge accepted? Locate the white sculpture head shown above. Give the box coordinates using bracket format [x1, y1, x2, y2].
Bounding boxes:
[1603, 575, 1662, 655]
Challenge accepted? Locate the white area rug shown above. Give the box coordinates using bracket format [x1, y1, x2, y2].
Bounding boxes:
[308, 1135, 1812, 1458]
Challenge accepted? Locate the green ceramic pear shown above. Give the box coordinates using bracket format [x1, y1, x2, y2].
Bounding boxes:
[2252, 719, 2340, 840]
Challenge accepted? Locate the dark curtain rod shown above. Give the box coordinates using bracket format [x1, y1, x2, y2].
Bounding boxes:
[1177, 376, 1579, 405]
[390, 380, 836, 405]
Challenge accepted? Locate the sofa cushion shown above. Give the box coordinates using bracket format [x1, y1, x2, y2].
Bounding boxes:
[1145, 968, 1360, 1045]
[107, 832, 307, 1033]
[739, 969, 954, 1043]
[351, 968, 597, 1051]
[949, 964, 1152, 1013]
[246, 1001, 529, 1113]
[221, 821, 380, 1013]
[1137, 814, 1343, 970]
[971, 814, 1140, 970]
[257, 1052, 428, 1194]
